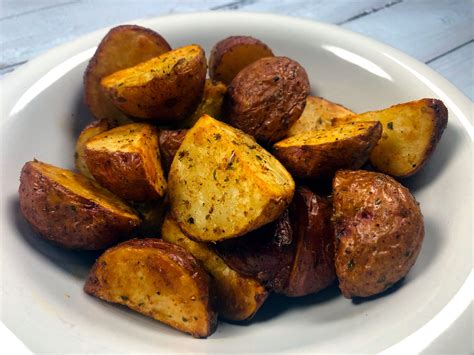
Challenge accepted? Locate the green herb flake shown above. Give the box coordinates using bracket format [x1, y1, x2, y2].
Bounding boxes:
[387, 122, 394, 130]
[120, 295, 129, 301]
[347, 259, 355, 270]
[188, 217, 195, 224]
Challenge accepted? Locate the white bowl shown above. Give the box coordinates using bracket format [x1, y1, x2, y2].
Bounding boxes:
[1, 12, 472, 354]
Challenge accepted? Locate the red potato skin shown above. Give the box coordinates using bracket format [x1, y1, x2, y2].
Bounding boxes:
[158, 129, 188, 174]
[332, 170, 424, 298]
[222, 56, 310, 144]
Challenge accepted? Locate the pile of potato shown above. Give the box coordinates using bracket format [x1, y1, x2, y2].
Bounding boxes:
[18, 25, 448, 338]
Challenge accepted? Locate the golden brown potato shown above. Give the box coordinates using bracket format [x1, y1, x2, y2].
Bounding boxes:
[84, 123, 167, 202]
[273, 121, 382, 180]
[222, 56, 310, 144]
[180, 79, 227, 128]
[332, 170, 424, 298]
[288, 96, 354, 136]
[216, 187, 335, 296]
[19, 160, 141, 250]
[158, 129, 188, 174]
[100, 45, 207, 122]
[333, 98, 448, 177]
[75, 119, 114, 179]
[84, 239, 217, 338]
[168, 115, 294, 242]
[161, 213, 267, 321]
[84, 25, 171, 123]
[209, 36, 274, 84]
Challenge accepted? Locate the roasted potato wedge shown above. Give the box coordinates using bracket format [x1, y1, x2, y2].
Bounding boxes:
[333, 98, 448, 177]
[180, 79, 227, 128]
[209, 36, 274, 84]
[84, 239, 217, 338]
[332, 170, 424, 298]
[75, 119, 114, 179]
[168, 114, 295, 242]
[84, 123, 167, 202]
[216, 187, 335, 296]
[288, 96, 354, 136]
[84, 25, 171, 123]
[19, 160, 141, 250]
[162, 213, 267, 320]
[158, 129, 188, 174]
[222, 56, 310, 144]
[101, 45, 207, 122]
[273, 121, 382, 180]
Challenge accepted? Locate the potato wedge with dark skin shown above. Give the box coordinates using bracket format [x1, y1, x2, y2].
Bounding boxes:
[288, 96, 355, 136]
[162, 213, 267, 321]
[84, 25, 171, 123]
[209, 36, 274, 85]
[333, 98, 448, 177]
[180, 79, 227, 128]
[84, 123, 167, 202]
[101, 45, 207, 122]
[84, 239, 217, 338]
[19, 160, 141, 250]
[75, 119, 114, 179]
[216, 187, 335, 296]
[273, 121, 382, 180]
[332, 170, 424, 298]
[158, 129, 188, 174]
[222, 56, 310, 144]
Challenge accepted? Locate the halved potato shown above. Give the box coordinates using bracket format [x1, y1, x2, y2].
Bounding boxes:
[158, 129, 188, 174]
[84, 239, 217, 338]
[332, 170, 424, 298]
[180, 79, 227, 128]
[168, 114, 295, 242]
[100, 45, 207, 122]
[209, 36, 274, 84]
[84, 123, 166, 202]
[287, 96, 354, 136]
[84, 25, 171, 123]
[333, 98, 448, 177]
[161, 213, 267, 321]
[75, 119, 114, 179]
[19, 160, 141, 250]
[273, 121, 382, 179]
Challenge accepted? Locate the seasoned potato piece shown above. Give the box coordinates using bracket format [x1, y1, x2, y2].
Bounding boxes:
[162, 214, 267, 320]
[84, 25, 171, 123]
[332, 170, 424, 298]
[19, 160, 141, 250]
[168, 114, 294, 242]
[75, 119, 114, 179]
[288, 96, 354, 136]
[84, 239, 217, 338]
[101, 45, 207, 122]
[223, 56, 310, 144]
[180, 79, 227, 128]
[84, 123, 166, 202]
[158, 129, 188, 174]
[333, 98, 448, 177]
[273, 121, 382, 180]
[209, 36, 274, 84]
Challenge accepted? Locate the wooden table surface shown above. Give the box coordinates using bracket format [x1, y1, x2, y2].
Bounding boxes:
[1, 0, 473, 100]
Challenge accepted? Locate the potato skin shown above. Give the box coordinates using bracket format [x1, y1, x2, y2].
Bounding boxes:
[84, 239, 217, 338]
[332, 170, 424, 298]
[209, 36, 274, 84]
[273, 121, 382, 180]
[158, 129, 188, 174]
[19, 161, 141, 250]
[222, 56, 310, 144]
[101, 45, 207, 122]
[84, 25, 171, 123]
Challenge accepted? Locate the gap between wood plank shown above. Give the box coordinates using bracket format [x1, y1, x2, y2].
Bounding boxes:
[425, 39, 474, 64]
[0, 0, 80, 21]
[337, 0, 403, 25]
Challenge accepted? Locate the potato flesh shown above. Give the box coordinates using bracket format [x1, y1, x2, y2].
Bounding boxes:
[85, 123, 167, 201]
[84, 239, 216, 337]
[333, 98, 448, 177]
[161, 214, 267, 320]
[168, 114, 294, 242]
[287, 96, 354, 136]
